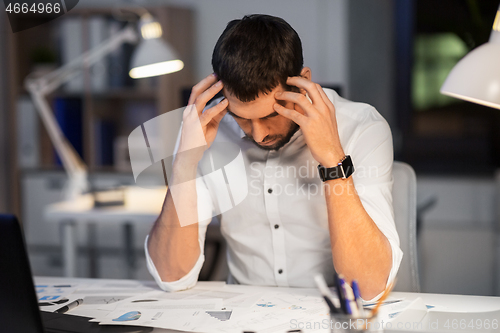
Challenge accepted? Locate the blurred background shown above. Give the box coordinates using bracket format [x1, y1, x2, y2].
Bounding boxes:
[1, 0, 500, 297]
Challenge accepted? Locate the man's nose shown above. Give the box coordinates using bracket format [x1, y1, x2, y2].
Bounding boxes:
[251, 121, 268, 143]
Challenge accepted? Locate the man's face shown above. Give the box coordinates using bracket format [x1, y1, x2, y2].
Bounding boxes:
[224, 85, 302, 151]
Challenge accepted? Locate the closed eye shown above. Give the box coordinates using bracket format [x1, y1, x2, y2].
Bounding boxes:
[227, 110, 243, 119]
[261, 111, 279, 119]
[227, 110, 279, 120]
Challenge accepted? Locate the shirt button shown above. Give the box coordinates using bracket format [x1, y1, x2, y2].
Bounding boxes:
[268, 188, 273, 194]
[278, 269, 283, 274]
[274, 224, 279, 229]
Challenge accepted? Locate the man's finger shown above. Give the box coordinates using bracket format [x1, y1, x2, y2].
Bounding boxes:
[316, 84, 336, 112]
[274, 91, 316, 116]
[188, 73, 218, 105]
[286, 76, 323, 106]
[194, 80, 224, 115]
[200, 98, 228, 127]
[211, 109, 228, 126]
[273, 103, 306, 126]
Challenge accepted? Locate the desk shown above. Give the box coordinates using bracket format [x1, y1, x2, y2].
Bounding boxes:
[44, 187, 166, 277]
[36, 276, 500, 333]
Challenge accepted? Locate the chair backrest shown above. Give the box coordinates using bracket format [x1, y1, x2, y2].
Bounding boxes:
[392, 161, 420, 292]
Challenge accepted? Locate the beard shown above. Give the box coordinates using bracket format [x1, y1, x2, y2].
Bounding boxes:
[242, 122, 300, 151]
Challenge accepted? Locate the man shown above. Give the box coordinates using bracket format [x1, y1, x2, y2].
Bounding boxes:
[146, 14, 402, 301]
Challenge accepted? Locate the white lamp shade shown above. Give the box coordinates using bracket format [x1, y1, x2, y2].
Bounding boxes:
[129, 38, 184, 79]
[440, 40, 500, 110]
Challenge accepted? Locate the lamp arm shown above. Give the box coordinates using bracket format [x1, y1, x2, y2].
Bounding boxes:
[24, 24, 139, 199]
[27, 25, 139, 95]
[28, 89, 85, 174]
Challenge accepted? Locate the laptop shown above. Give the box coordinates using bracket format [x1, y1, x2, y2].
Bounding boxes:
[0, 214, 152, 333]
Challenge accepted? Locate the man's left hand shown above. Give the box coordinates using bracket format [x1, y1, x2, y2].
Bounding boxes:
[274, 77, 345, 167]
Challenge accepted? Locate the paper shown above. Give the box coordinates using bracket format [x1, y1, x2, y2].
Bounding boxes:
[35, 281, 338, 333]
[36, 284, 82, 302]
[95, 285, 332, 333]
[377, 298, 423, 323]
[105, 298, 224, 310]
[82, 296, 132, 305]
[363, 297, 405, 309]
[383, 297, 500, 332]
[97, 309, 213, 331]
[73, 288, 152, 295]
[97, 290, 221, 310]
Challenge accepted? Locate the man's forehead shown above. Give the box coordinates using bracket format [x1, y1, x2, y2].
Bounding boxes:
[222, 84, 286, 99]
[222, 85, 285, 119]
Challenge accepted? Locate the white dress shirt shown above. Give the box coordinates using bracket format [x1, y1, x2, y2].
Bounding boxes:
[145, 88, 403, 300]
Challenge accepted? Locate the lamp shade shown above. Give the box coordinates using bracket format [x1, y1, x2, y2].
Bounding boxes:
[440, 7, 500, 109]
[440, 43, 500, 109]
[129, 38, 184, 79]
[129, 14, 184, 79]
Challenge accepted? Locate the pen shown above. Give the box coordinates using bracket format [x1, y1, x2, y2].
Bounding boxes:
[351, 280, 365, 317]
[334, 273, 348, 314]
[314, 274, 341, 313]
[344, 281, 359, 317]
[338, 276, 354, 315]
[54, 298, 83, 314]
[363, 299, 402, 308]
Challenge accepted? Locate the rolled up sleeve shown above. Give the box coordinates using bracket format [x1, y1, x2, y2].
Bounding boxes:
[144, 234, 205, 292]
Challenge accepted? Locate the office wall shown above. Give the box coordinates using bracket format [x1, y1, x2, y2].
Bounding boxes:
[189, 0, 348, 88]
[417, 177, 498, 295]
[0, 11, 12, 213]
[347, 0, 396, 129]
[79, 0, 350, 96]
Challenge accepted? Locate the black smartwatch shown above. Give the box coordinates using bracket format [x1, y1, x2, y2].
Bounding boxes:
[317, 155, 355, 182]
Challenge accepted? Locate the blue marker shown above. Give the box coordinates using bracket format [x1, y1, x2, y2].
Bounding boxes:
[338, 276, 353, 315]
[334, 273, 348, 314]
[351, 280, 365, 317]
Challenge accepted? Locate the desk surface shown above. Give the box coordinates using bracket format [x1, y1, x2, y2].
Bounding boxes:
[35, 276, 500, 333]
[45, 187, 166, 223]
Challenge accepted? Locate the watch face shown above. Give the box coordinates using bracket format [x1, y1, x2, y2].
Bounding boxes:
[342, 156, 354, 178]
[318, 156, 354, 181]
[326, 167, 344, 179]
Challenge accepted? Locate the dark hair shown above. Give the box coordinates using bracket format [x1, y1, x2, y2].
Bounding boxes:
[212, 14, 303, 102]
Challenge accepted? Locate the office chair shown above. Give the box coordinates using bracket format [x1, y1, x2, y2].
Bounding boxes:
[392, 161, 421, 292]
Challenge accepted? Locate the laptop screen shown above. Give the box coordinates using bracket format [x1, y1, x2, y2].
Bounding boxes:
[0, 214, 45, 333]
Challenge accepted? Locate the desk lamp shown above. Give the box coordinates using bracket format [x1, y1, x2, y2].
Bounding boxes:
[440, 5, 500, 109]
[25, 12, 184, 200]
[440, 4, 500, 296]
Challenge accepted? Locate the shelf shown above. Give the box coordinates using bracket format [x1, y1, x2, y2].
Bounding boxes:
[12, 4, 195, 197]
[47, 88, 158, 100]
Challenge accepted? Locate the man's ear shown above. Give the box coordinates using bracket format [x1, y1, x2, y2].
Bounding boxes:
[300, 67, 312, 80]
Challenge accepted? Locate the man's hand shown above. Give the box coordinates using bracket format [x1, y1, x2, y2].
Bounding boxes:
[178, 73, 228, 164]
[148, 74, 227, 282]
[273, 77, 344, 167]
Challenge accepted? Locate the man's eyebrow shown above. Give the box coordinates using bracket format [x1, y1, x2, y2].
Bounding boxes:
[227, 109, 279, 120]
[226, 109, 243, 119]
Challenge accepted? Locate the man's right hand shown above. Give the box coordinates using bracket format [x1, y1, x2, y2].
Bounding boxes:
[178, 73, 227, 164]
[147, 74, 226, 283]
